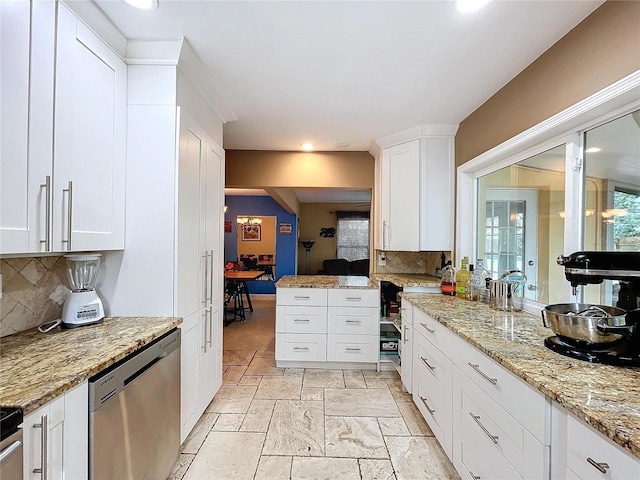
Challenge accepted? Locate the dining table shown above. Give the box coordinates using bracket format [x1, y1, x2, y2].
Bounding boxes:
[224, 270, 265, 314]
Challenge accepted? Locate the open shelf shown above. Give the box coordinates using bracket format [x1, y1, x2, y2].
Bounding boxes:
[379, 353, 401, 374]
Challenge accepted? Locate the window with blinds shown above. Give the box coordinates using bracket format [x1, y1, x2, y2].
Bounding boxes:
[336, 211, 370, 261]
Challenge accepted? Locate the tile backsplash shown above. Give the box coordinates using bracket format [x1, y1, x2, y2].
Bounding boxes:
[374, 250, 451, 276]
[0, 257, 70, 338]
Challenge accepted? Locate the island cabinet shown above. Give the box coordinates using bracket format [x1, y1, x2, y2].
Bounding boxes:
[0, 1, 126, 254]
[22, 382, 88, 480]
[374, 127, 456, 253]
[275, 286, 379, 367]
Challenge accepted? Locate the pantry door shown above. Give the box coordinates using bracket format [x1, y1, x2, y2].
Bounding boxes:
[485, 188, 538, 300]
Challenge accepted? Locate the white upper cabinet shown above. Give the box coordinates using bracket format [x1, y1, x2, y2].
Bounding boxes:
[374, 126, 456, 252]
[0, 1, 126, 255]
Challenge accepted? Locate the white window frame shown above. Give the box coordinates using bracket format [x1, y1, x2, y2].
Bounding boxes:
[456, 70, 640, 313]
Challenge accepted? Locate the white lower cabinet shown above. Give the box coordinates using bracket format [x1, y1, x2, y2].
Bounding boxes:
[22, 382, 88, 480]
[275, 287, 379, 366]
[565, 413, 640, 480]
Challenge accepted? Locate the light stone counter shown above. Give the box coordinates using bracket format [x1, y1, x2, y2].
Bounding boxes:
[0, 316, 181, 415]
[370, 273, 441, 289]
[402, 293, 640, 458]
[275, 275, 378, 290]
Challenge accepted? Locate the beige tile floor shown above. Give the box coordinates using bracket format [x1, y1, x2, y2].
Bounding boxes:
[169, 297, 460, 480]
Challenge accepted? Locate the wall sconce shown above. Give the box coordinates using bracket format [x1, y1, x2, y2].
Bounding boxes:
[224, 205, 228, 213]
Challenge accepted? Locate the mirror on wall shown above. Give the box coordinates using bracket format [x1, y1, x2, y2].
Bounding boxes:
[236, 215, 276, 279]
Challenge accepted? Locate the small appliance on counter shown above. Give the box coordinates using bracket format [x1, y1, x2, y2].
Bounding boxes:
[62, 253, 105, 328]
[543, 251, 640, 366]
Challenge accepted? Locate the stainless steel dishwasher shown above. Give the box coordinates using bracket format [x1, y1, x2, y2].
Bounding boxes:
[89, 329, 180, 480]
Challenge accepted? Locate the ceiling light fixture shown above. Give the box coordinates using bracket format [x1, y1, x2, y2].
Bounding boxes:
[301, 143, 314, 151]
[585, 147, 601, 153]
[456, 0, 492, 14]
[123, 0, 158, 11]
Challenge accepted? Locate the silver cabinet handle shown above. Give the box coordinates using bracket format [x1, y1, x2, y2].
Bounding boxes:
[345, 297, 362, 301]
[33, 414, 48, 479]
[420, 322, 435, 334]
[382, 221, 388, 250]
[345, 319, 361, 324]
[209, 249, 214, 304]
[467, 470, 481, 480]
[207, 306, 213, 348]
[419, 396, 435, 415]
[202, 253, 209, 306]
[469, 412, 499, 444]
[40, 176, 51, 251]
[403, 325, 409, 343]
[293, 318, 310, 322]
[294, 296, 310, 300]
[345, 347, 362, 351]
[586, 457, 609, 474]
[420, 356, 435, 371]
[62, 181, 73, 250]
[0, 440, 22, 463]
[202, 309, 208, 352]
[293, 346, 309, 351]
[467, 363, 497, 385]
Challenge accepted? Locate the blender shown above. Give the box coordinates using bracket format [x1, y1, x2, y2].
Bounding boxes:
[61, 253, 105, 328]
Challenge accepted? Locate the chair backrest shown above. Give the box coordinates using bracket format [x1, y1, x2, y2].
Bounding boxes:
[323, 258, 351, 275]
[239, 254, 258, 270]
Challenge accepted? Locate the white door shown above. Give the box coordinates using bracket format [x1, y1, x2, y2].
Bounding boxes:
[485, 188, 538, 299]
[381, 139, 420, 251]
[52, 4, 126, 251]
[0, 0, 55, 254]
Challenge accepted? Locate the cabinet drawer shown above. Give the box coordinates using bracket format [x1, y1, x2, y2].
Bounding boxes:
[327, 334, 377, 362]
[276, 305, 327, 334]
[415, 325, 451, 387]
[277, 288, 327, 307]
[459, 370, 549, 479]
[328, 288, 379, 307]
[566, 414, 640, 480]
[328, 307, 378, 335]
[413, 308, 456, 354]
[276, 333, 327, 362]
[454, 337, 550, 444]
[413, 362, 452, 455]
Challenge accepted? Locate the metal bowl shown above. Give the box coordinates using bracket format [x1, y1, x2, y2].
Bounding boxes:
[542, 303, 627, 345]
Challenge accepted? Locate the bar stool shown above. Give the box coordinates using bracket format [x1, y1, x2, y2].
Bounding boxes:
[224, 279, 246, 325]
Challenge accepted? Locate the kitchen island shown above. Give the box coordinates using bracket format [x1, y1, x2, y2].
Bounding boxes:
[402, 292, 639, 476]
[0, 316, 181, 414]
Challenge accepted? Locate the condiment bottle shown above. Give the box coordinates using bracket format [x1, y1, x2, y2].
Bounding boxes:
[455, 257, 470, 298]
[440, 261, 456, 296]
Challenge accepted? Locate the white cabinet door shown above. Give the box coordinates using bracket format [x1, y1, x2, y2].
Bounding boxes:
[179, 309, 201, 442]
[400, 302, 413, 393]
[52, 3, 126, 252]
[380, 139, 420, 251]
[199, 299, 222, 410]
[204, 138, 225, 303]
[0, 0, 55, 254]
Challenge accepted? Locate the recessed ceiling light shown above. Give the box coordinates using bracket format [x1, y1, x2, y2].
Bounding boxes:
[301, 143, 314, 151]
[585, 147, 601, 153]
[456, 0, 492, 14]
[124, 0, 158, 11]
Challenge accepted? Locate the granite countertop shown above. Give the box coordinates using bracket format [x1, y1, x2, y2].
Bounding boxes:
[0, 316, 182, 415]
[370, 273, 441, 289]
[402, 293, 640, 458]
[275, 275, 378, 289]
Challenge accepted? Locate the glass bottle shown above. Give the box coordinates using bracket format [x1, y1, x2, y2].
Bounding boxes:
[440, 261, 456, 296]
[455, 257, 470, 298]
[467, 264, 477, 301]
[474, 259, 491, 304]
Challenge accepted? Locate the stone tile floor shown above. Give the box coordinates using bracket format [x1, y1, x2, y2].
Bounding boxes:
[169, 298, 459, 480]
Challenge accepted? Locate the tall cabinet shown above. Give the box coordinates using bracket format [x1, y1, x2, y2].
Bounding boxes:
[0, 1, 126, 255]
[374, 125, 457, 252]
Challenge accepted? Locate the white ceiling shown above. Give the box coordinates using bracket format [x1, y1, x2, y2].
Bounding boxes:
[90, 0, 604, 152]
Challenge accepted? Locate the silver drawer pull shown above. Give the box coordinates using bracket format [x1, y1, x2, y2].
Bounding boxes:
[420, 322, 435, 334]
[467, 363, 498, 385]
[293, 346, 309, 351]
[293, 318, 310, 322]
[419, 396, 435, 415]
[467, 470, 480, 480]
[33, 414, 48, 479]
[345, 347, 362, 351]
[586, 457, 609, 474]
[345, 297, 362, 301]
[469, 412, 499, 444]
[0, 440, 22, 462]
[294, 296, 310, 299]
[403, 325, 409, 343]
[345, 319, 362, 323]
[420, 356, 435, 371]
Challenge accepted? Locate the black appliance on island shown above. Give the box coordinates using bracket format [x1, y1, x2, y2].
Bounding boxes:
[544, 251, 640, 366]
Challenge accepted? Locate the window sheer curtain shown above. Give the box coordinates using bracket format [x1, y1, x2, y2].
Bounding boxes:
[336, 211, 370, 261]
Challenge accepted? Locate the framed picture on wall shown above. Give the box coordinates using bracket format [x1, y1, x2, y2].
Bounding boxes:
[279, 223, 292, 235]
[242, 224, 261, 241]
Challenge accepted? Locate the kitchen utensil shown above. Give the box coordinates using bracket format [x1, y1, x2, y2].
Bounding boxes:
[61, 253, 104, 328]
[489, 270, 527, 311]
[541, 303, 627, 345]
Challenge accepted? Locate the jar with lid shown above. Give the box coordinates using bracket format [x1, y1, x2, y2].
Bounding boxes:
[440, 261, 456, 296]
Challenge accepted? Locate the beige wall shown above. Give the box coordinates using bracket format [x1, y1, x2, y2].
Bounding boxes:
[455, 0, 640, 167]
[226, 150, 374, 189]
[298, 203, 370, 274]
